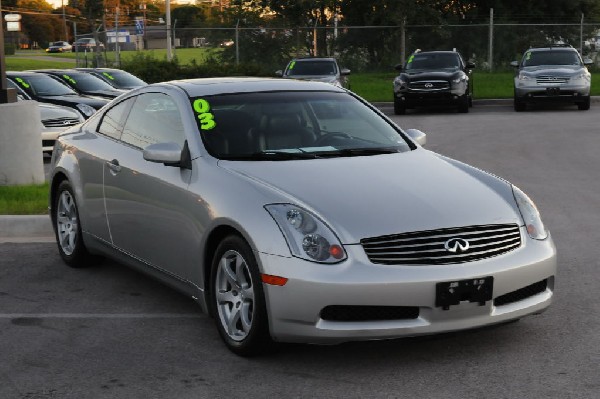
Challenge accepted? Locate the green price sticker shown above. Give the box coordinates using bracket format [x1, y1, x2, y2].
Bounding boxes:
[15, 77, 30, 89]
[193, 99, 216, 131]
[63, 74, 77, 85]
[289, 61, 296, 70]
[525, 52, 531, 60]
[407, 55, 414, 64]
[102, 72, 115, 80]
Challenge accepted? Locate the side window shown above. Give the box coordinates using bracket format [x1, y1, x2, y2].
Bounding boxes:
[121, 93, 186, 149]
[97, 99, 132, 139]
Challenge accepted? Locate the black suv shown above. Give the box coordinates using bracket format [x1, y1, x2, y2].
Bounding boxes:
[511, 45, 592, 111]
[393, 50, 475, 114]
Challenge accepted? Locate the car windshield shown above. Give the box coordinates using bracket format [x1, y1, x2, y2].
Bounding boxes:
[405, 53, 460, 71]
[98, 71, 146, 88]
[10, 74, 77, 96]
[60, 73, 116, 91]
[522, 50, 582, 67]
[192, 91, 413, 160]
[286, 61, 337, 76]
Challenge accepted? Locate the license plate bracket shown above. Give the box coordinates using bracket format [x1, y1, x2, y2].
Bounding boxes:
[435, 276, 494, 310]
[546, 87, 560, 96]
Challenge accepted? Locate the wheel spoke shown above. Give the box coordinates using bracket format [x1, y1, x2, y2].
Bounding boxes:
[220, 257, 239, 287]
[242, 286, 254, 301]
[227, 306, 241, 336]
[216, 289, 235, 305]
[235, 256, 250, 288]
[240, 302, 252, 333]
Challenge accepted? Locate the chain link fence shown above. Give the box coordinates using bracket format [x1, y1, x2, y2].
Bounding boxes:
[74, 21, 600, 72]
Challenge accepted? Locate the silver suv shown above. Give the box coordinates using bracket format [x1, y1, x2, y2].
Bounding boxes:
[511, 45, 592, 111]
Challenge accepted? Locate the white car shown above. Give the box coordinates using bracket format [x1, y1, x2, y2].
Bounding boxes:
[39, 102, 84, 154]
[49, 78, 556, 356]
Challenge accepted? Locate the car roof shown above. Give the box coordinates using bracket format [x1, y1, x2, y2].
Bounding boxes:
[291, 57, 338, 62]
[31, 69, 87, 75]
[528, 46, 577, 52]
[413, 50, 460, 55]
[162, 77, 346, 97]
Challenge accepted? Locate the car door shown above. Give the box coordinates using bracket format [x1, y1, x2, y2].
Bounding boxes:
[103, 92, 200, 282]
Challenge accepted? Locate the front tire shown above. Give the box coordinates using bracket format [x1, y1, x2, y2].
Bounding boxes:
[514, 97, 526, 112]
[393, 97, 406, 115]
[458, 95, 469, 113]
[53, 180, 100, 267]
[210, 235, 272, 356]
[578, 96, 591, 110]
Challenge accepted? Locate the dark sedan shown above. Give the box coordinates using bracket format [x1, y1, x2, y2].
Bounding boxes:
[33, 69, 127, 99]
[6, 71, 109, 119]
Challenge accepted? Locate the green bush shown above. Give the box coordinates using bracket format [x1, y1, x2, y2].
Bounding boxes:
[120, 52, 271, 83]
[4, 43, 16, 55]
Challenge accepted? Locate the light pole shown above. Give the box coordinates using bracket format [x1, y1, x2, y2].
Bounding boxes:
[166, 0, 172, 61]
[62, 0, 68, 41]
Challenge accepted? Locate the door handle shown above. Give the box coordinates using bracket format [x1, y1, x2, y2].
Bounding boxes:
[106, 159, 121, 174]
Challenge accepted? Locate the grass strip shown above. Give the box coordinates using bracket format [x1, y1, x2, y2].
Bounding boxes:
[0, 183, 49, 215]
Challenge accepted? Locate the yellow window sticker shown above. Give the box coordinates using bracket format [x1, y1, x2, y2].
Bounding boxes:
[192, 99, 216, 131]
[102, 72, 115, 80]
[525, 52, 531, 60]
[289, 61, 296, 69]
[15, 77, 30, 89]
[407, 55, 414, 64]
[63, 74, 77, 85]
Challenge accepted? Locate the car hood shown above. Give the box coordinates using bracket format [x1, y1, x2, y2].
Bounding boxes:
[81, 89, 125, 99]
[219, 150, 521, 244]
[520, 65, 582, 75]
[37, 94, 109, 110]
[402, 70, 462, 80]
[38, 102, 82, 120]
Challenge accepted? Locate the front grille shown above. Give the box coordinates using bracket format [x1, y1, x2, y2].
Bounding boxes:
[42, 140, 55, 147]
[536, 75, 569, 85]
[408, 80, 449, 90]
[320, 305, 419, 322]
[494, 279, 548, 306]
[361, 224, 522, 265]
[42, 117, 80, 128]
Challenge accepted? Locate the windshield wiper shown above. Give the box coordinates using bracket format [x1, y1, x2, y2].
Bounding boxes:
[220, 151, 320, 161]
[319, 147, 403, 157]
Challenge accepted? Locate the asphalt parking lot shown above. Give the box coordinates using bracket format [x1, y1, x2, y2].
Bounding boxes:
[2, 102, 599, 398]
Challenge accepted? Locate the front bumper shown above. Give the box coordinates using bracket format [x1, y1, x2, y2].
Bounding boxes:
[258, 230, 556, 344]
[515, 83, 590, 103]
[394, 86, 467, 107]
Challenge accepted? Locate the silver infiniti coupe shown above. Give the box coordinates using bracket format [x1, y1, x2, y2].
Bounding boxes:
[49, 78, 556, 356]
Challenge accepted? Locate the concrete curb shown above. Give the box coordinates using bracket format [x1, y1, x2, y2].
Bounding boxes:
[0, 215, 55, 243]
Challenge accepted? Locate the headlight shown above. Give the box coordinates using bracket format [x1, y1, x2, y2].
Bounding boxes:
[452, 74, 467, 83]
[512, 185, 548, 240]
[518, 72, 533, 81]
[393, 76, 406, 88]
[265, 204, 346, 263]
[76, 103, 96, 117]
[574, 71, 591, 81]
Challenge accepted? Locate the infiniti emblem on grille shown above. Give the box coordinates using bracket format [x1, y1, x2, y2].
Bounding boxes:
[444, 238, 470, 253]
[424, 83, 434, 88]
[63, 120, 70, 125]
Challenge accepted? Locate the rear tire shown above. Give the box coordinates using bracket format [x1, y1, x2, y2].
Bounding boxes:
[578, 96, 590, 110]
[52, 180, 101, 268]
[210, 235, 273, 357]
[393, 97, 406, 115]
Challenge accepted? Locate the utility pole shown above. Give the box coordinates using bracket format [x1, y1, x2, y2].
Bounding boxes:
[1, 0, 17, 103]
[488, 8, 494, 71]
[166, 0, 172, 61]
[62, 0, 68, 41]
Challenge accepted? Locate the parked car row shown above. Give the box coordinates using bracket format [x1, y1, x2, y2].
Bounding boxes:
[6, 68, 147, 153]
[393, 44, 592, 114]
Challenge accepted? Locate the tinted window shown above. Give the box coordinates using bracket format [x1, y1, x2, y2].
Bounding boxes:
[286, 61, 338, 76]
[10, 74, 76, 96]
[97, 99, 132, 139]
[191, 91, 412, 159]
[121, 93, 185, 149]
[523, 50, 581, 67]
[61, 73, 116, 92]
[406, 53, 461, 70]
[98, 71, 146, 88]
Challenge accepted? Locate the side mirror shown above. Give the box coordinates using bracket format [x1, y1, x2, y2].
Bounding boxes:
[405, 128, 426, 146]
[394, 64, 404, 72]
[510, 61, 519, 68]
[275, 70, 283, 77]
[143, 142, 183, 166]
[466, 61, 476, 69]
[583, 58, 594, 66]
[340, 68, 351, 76]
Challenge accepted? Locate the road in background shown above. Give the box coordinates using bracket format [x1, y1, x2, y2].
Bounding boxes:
[2, 103, 599, 398]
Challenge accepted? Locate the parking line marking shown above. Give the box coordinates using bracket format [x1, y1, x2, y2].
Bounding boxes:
[0, 313, 204, 319]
